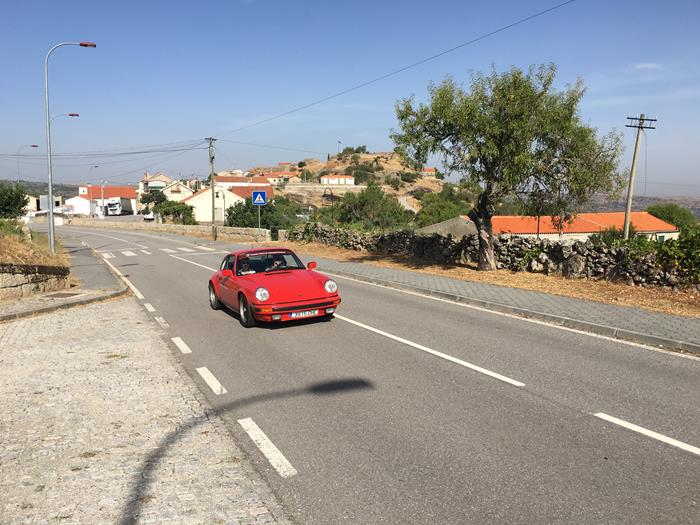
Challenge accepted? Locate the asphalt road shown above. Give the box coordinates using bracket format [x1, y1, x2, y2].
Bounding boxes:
[54, 225, 700, 524]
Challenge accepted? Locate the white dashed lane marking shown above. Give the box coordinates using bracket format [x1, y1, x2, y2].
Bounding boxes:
[102, 258, 144, 299]
[335, 314, 525, 387]
[141, 249, 152, 255]
[102, 253, 114, 259]
[196, 246, 216, 251]
[238, 418, 298, 478]
[161, 248, 177, 253]
[594, 413, 700, 457]
[154, 316, 170, 329]
[144, 303, 156, 313]
[196, 367, 227, 395]
[122, 251, 137, 257]
[177, 247, 196, 252]
[171, 336, 192, 354]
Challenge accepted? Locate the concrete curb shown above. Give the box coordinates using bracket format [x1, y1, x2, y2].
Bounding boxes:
[0, 286, 129, 323]
[323, 268, 700, 355]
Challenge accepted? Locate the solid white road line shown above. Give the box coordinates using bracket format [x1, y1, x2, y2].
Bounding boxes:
[140, 249, 152, 255]
[169, 255, 217, 272]
[71, 229, 148, 248]
[102, 258, 144, 299]
[326, 272, 700, 362]
[144, 303, 156, 313]
[238, 418, 298, 478]
[594, 413, 700, 457]
[196, 367, 227, 395]
[335, 314, 525, 387]
[171, 336, 192, 354]
[102, 252, 114, 259]
[154, 316, 170, 329]
[177, 247, 196, 252]
[122, 251, 137, 257]
[161, 248, 177, 253]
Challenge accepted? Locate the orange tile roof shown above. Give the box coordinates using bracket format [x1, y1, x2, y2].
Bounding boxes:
[79, 185, 137, 199]
[487, 212, 678, 235]
[422, 167, 436, 173]
[229, 186, 274, 200]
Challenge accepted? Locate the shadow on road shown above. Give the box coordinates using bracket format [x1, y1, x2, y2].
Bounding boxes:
[118, 378, 372, 525]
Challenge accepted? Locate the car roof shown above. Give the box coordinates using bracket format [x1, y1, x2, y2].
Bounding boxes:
[229, 247, 295, 257]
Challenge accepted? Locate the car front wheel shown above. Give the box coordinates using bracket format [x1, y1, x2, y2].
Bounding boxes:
[209, 283, 221, 310]
[238, 294, 256, 328]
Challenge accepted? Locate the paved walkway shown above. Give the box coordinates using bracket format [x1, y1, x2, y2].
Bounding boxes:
[0, 298, 288, 524]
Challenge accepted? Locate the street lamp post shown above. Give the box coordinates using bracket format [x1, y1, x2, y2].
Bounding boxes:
[101, 179, 108, 217]
[45, 41, 96, 254]
[16, 144, 39, 183]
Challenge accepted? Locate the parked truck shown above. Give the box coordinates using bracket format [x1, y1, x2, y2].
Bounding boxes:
[106, 197, 133, 216]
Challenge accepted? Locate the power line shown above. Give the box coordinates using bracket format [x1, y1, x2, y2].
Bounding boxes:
[216, 0, 578, 137]
[216, 139, 326, 155]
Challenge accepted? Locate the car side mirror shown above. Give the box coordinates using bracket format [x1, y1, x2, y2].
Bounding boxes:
[222, 269, 234, 278]
[308, 261, 317, 270]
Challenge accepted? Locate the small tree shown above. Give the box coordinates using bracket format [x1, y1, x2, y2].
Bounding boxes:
[392, 64, 625, 270]
[647, 203, 697, 232]
[0, 182, 28, 219]
[337, 184, 412, 231]
[141, 190, 166, 208]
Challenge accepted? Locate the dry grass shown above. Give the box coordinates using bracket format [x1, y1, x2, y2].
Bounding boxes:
[267, 240, 700, 318]
[0, 232, 69, 267]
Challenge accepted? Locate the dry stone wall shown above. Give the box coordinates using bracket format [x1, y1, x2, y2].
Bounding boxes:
[288, 223, 685, 288]
[0, 263, 70, 300]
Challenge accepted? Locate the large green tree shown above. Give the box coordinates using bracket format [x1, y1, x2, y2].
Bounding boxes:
[0, 182, 28, 219]
[337, 184, 412, 231]
[647, 203, 697, 232]
[392, 64, 625, 270]
[225, 196, 302, 233]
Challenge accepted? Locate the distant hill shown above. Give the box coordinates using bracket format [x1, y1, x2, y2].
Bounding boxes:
[582, 194, 700, 219]
[1, 179, 79, 198]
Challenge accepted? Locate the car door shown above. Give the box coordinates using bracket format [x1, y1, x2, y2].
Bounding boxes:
[217, 255, 236, 306]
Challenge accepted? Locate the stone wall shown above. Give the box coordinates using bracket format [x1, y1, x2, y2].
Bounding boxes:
[287, 223, 684, 288]
[43, 218, 271, 242]
[0, 263, 70, 300]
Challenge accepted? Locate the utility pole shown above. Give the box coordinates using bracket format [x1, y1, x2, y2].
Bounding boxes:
[623, 114, 657, 240]
[206, 137, 217, 240]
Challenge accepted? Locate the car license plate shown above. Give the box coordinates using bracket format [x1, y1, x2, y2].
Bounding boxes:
[289, 309, 319, 319]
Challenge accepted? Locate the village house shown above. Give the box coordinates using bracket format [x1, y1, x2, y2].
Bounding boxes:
[421, 167, 437, 178]
[213, 175, 272, 188]
[65, 185, 138, 216]
[181, 186, 275, 223]
[320, 174, 355, 185]
[137, 172, 174, 201]
[490, 212, 680, 241]
[161, 180, 195, 202]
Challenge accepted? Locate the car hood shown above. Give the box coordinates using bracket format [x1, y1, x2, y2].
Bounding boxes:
[250, 270, 329, 303]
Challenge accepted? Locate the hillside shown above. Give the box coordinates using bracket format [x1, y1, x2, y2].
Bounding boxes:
[250, 151, 444, 211]
[2, 179, 79, 198]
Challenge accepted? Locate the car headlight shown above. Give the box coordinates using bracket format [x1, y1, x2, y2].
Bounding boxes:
[324, 279, 338, 293]
[255, 287, 270, 302]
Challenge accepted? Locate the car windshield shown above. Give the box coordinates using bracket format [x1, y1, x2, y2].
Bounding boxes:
[237, 252, 305, 275]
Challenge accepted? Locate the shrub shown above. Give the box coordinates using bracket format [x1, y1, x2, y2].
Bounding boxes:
[154, 201, 196, 224]
[399, 171, 418, 183]
[0, 183, 28, 219]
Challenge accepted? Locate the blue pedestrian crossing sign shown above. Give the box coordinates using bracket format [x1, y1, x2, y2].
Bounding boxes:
[252, 191, 267, 206]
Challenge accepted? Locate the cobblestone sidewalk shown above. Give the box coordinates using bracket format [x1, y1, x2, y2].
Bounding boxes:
[0, 298, 289, 525]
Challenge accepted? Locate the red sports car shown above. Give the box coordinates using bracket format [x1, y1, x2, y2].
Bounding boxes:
[208, 248, 341, 327]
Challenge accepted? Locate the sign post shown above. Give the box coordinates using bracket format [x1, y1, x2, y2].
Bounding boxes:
[252, 190, 267, 243]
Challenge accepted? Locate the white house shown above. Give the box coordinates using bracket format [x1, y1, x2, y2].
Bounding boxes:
[66, 185, 138, 216]
[320, 174, 355, 185]
[181, 185, 276, 223]
[161, 180, 195, 202]
[213, 175, 272, 188]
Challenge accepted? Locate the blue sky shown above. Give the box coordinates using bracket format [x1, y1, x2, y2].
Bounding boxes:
[1, 0, 698, 196]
